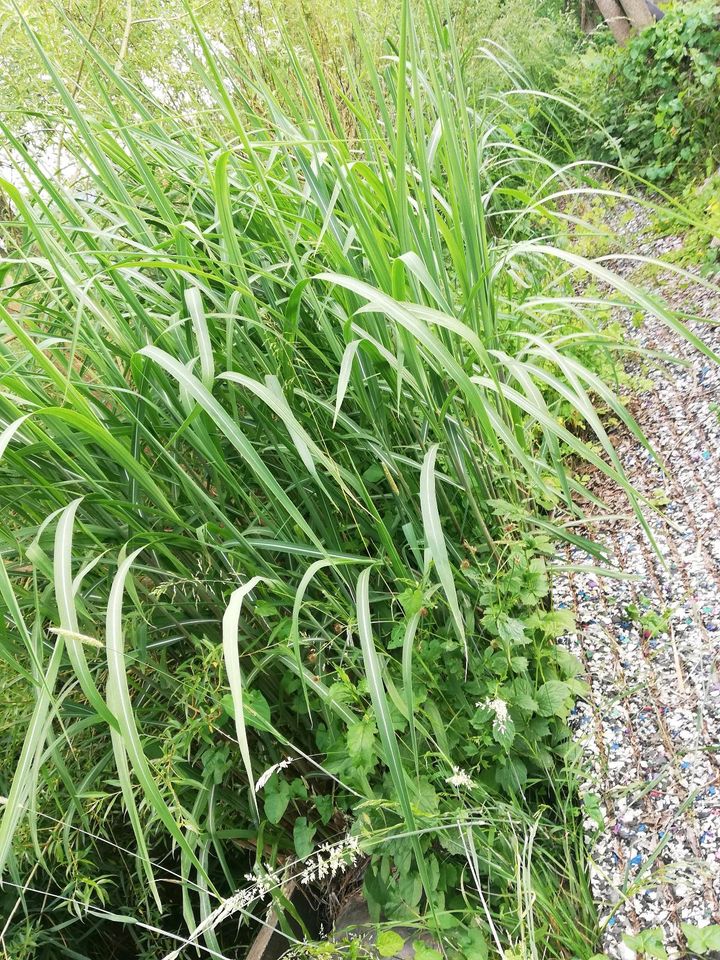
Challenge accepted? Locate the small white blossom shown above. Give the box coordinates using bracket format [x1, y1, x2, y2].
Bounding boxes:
[299, 834, 360, 885]
[162, 879, 267, 960]
[163, 835, 361, 959]
[476, 697, 509, 735]
[254, 759, 291, 794]
[445, 765, 475, 789]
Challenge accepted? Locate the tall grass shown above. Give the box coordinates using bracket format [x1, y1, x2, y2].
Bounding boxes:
[0, 3, 709, 957]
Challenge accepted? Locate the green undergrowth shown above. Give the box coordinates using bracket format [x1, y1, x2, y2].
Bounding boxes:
[557, 0, 720, 184]
[0, 3, 711, 959]
[647, 169, 720, 277]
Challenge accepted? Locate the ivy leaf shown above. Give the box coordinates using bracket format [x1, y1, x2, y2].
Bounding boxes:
[536, 680, 573, 718]
[398, 586, 425, 618]
[293, 816, 316, 860]
[264, 778, 290, 824]
[314, 793, 334, 825]
[376, 931, 405, 957]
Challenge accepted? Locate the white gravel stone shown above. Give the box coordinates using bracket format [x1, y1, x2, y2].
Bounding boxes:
[555, 200, 720, 958]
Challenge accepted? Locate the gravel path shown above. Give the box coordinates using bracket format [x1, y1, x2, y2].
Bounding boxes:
[555, 206, 720, 958]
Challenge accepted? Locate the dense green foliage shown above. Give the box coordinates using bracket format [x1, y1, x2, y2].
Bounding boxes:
[558, 0, 720, 182]
[0, 0, 571, 155]
[0, 2, 712, 959]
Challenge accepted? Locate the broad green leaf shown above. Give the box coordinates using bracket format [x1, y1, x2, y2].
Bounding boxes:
[264, 779, 290, 825]
[623, 927, 667, 960]
[376, 930, 405, 957]
[293, 816, 316, 860]
[536, 680, 573, 718]
[681, 923, 720, 955]
[346, 718, 378, 772]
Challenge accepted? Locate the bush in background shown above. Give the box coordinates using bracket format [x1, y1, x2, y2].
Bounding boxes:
[454, 0, 578, 90]
[558, 0, 720, 182]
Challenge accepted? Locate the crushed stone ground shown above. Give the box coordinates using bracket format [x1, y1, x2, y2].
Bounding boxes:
[555, 204, 720, 958]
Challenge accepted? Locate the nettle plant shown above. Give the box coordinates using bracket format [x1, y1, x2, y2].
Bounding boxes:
[0, 3, 712, 958]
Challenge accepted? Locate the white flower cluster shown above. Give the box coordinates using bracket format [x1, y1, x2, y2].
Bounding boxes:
[162, 881, 265, 960]
[254, 759, 292, 794]
[476, 697, 509, 735]
[299, 834, 361, 885]
[244, 866, 274, 898]
[445, 765, 475, 789]
[162, 835, 361, 960]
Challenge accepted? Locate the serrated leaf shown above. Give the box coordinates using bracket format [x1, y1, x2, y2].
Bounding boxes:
[493, 715, 515, 749]
[682, 923, 720, 955]
[346, 719, 378, 771]
[510, 656, 529, 674]
[552, 645, 583, 678]
[542, 608, 576, 637]
[536, 680, 573, 718]
[513, 691, 538, 712]
[497, 616, 528, 645]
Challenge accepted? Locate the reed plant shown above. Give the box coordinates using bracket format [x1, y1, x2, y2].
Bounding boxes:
[0, 3, 710, 957]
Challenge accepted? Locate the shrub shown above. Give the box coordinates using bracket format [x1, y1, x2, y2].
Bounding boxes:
[558, 0, 720, 182]
[452, 0, 578, 91]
